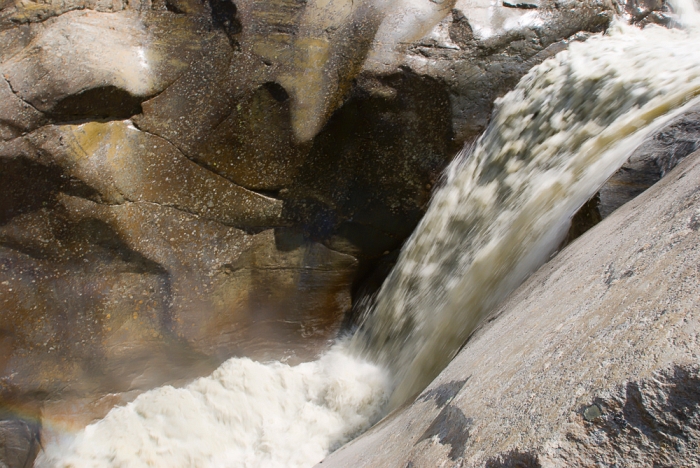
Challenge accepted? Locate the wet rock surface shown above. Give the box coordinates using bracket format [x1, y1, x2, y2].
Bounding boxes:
[319, 151, 700, 467]
[0, 418, 39, 468]
[0, 0, 646, 461]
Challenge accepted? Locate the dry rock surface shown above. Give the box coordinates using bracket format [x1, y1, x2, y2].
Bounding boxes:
[319, 149, 700, 467]
[0, 0, 668, 465]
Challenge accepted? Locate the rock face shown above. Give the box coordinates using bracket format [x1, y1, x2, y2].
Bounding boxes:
[0, 0, 634, 461]
[319, 150, 700, 467]
[0, 415, 39, 468]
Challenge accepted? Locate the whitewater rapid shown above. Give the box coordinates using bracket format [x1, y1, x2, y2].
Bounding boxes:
[39, 2, 700, 466]
[37, 343, 389, 468]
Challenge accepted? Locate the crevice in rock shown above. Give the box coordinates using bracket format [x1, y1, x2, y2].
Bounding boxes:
[164, 0, 187, 15]
[1, 76, 44, 117]
[46, 86, 145, 122]
[485, 450, 541, 468]
[128, 120, 287, 203]
[262, 82, 289, 103]
[207, 0, 241, 48]
[0, 157, 98, 226]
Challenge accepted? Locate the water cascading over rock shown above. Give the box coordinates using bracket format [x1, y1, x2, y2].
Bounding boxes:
[37, 1, 700, 466]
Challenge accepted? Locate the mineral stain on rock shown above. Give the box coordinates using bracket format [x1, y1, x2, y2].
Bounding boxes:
[583, 403, 603, 421]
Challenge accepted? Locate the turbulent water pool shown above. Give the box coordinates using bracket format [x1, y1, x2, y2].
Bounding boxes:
[37, 1, 700, 466]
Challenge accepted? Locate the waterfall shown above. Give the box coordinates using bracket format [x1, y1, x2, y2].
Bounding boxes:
[38, 3, 700, 467]
[351, 4, 700, 408]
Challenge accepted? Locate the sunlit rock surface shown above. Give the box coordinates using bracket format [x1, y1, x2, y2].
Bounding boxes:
[318, 150, 700, 467]
[0, 0, 631, 460]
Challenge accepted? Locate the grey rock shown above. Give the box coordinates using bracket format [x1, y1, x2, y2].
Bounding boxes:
[318, 150, 700, 467]
[0, 418, 39, 468]
[0, 75, 45, 141]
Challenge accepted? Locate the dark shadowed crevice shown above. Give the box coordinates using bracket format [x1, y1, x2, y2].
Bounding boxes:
[262, 82, 290, 103]
[0, 156, 104, 226]
[0, 158, 62, 226]
[484, 450, 542, 468]
[46, 86, 145, 122]
[164, 0, 186, 14]
[208, 0, 241, 47]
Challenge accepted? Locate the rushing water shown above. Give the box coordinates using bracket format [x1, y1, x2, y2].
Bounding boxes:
[38, 2, 700, 467]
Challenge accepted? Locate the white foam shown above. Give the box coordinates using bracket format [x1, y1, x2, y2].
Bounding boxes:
[36, 344, 389, 468]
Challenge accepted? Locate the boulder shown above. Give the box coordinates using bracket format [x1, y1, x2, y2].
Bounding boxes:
[318, 150, 700, 467]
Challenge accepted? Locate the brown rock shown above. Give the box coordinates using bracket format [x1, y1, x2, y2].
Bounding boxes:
[26, 120, 285, 228]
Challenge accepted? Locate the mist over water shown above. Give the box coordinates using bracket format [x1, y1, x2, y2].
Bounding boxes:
[38, 3, 700, 466]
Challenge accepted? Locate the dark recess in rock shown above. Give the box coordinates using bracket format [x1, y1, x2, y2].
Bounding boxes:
[0, 157, 103, 227]
[208, 0, 241, 45]
[0, 158, 62, 226]
[484, 450, 541, 468]
[263, 82, 290, 103]
[562, 193, 602, 247]
[283, 70, 455, 262]
[164, 0, 187, 14]
[46, 86, 144, 122]
[503, 0, 539, 9]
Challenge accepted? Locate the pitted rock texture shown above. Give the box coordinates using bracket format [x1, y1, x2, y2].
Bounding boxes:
[317, 151, 700, 467]
[0, 0, 636, 457]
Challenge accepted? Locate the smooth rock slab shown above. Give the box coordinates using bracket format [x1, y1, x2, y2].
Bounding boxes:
[320, 150, 700, 467]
